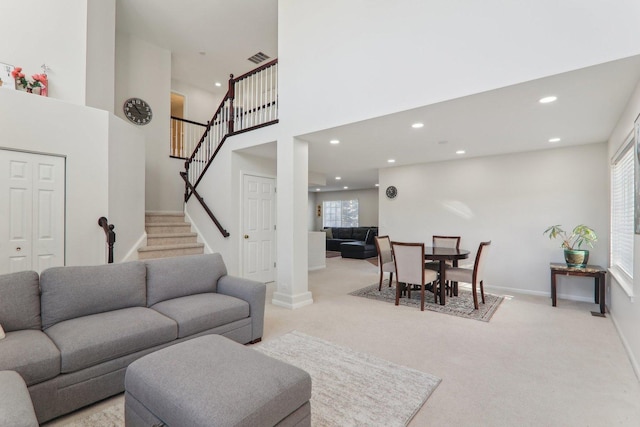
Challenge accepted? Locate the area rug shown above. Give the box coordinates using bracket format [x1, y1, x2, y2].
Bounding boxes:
[326, 250, 341, 258]
[254, 331, 441, 426]
[350, 281, 503, 322]
[68, 331, 440, 427]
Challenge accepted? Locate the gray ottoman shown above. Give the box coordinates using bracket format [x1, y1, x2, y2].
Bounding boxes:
[0, 370, 38, 427]
[125, 335, 311, 427]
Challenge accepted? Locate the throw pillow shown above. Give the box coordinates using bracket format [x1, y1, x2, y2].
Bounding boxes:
[0, 324, 5, 340]
[325, 228, 333, 239]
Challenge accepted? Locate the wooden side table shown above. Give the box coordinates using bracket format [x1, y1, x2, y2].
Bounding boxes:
[550, 263, 606, 316]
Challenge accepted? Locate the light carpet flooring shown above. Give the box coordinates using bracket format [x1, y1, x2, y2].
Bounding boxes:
[46, 256, 640, 426]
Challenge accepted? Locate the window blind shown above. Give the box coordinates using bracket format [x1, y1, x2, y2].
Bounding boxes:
[611, 144, 634, 278]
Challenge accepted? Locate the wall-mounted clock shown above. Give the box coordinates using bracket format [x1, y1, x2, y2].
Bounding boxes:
[123, 97, 153, 125]
[385, 185, 398, 199]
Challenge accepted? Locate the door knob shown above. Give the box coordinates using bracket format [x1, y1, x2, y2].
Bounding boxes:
[16, 247, 21, 252]
[244, 235, 249, 239]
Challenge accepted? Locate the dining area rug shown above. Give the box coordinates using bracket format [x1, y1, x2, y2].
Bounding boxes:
[350, 281, 504, 321]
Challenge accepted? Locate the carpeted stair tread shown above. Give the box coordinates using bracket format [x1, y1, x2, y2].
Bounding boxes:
[146, 232, 197, 238]
[138, 242, 204, 252]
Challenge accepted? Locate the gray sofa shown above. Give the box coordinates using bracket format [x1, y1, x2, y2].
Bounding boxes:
[0, 253, 266, 424]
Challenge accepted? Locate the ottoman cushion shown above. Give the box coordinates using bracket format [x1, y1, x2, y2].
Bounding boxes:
[125, 334, 311, 427]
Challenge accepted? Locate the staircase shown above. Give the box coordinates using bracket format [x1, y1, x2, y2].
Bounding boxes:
[138, 212, 204, 260]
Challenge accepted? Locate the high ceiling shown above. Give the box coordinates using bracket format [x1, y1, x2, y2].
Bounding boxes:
[116, 1, 640, 193]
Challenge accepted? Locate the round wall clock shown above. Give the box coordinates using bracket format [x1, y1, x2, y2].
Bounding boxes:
[385, 185, 398, 199]
[123, 97, 153, 125]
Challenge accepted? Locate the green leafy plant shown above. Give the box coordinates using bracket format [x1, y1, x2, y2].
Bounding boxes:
[543, 224, 597, 250]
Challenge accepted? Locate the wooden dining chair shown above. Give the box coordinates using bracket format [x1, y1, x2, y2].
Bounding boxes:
[391, 242, 439, 311]
[426, 235, 461, 295]
[443, 241, 491, 309]
[374, 235, 395, 291]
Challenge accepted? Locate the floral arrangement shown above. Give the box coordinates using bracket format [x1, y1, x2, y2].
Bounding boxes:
[10, 65, 48, 95]
[10, 67, 28, 89]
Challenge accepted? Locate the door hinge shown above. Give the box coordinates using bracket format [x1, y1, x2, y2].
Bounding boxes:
[274, 224, 276, 230]
[274, 262, 276, 268]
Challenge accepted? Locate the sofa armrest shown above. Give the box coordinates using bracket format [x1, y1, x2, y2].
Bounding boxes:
[217, 276, 266, 342]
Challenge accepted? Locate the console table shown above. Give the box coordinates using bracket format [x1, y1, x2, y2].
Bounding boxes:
[549, 263, 606, 316]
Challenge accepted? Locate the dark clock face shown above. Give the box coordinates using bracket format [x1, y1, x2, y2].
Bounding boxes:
[123, 98, 152, 125]
[385, 185, 398, 199]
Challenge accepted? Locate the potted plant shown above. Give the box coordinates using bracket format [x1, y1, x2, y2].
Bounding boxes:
[543, 224, 597, 267]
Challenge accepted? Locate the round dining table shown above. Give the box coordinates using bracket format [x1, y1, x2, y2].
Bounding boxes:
[424, 246, 470, 305]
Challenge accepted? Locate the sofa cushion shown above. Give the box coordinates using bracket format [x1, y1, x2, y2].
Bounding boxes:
[0, 370, 39, 427]
[40, 261, 147, 330]
[365, 228, 377, 244]
[352, 227, 369, 241]
[44, 307, 177, 373]
[0, 271, 41, 332]
[151, 293, 250, 339]
[145, 253, 227, 306]
[332, 227, 353, 239]
[0, 330, 60, 386]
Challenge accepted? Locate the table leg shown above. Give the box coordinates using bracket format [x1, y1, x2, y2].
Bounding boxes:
[594, 278, 599, 304]
[439, 260, 446, 305]
[598, 273, 605, 315]
[551, 270, 557, 307]
[452, 260, 459, 296]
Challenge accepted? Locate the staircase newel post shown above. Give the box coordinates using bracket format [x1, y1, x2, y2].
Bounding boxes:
[184, 161, 190, 202]
[227, 74, 235, 133]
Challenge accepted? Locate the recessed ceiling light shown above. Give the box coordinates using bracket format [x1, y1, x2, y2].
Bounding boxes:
[456, 150, 466, 155]
[411, 123, 424, 129]
[548, 137, 561, 143]
[330, 139, 340, 144]
[316, 188, 320, 191]
[343, 186, 349, 189]
[387, 159, 395, 163]
[335, 176, 341, 180]
[215, 82, 222, 87]
[375, 184, 379, 187]
[539, 96, 557, 104]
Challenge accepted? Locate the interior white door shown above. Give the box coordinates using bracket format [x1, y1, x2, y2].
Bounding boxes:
[0, 150, 65, 274]
[243, 174, 276, 282]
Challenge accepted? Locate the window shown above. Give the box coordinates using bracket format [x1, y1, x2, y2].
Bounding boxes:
[323, 200, 359, 228]
[610, 138, 634, 279]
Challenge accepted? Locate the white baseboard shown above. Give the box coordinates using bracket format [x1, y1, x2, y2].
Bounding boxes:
[483, 284, 596, 304]
[121, 232, 146, 262]
[308, 265, 326, 271]
[609, 311, 640, 381]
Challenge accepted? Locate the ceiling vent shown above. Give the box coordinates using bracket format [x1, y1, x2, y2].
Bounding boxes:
[248, 52, 270, 64]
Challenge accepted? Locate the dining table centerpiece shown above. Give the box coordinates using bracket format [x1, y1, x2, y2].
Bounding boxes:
[543, 224, 597, 268]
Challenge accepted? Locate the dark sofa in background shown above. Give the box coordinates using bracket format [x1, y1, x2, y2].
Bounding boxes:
[324, 227, 378, 259]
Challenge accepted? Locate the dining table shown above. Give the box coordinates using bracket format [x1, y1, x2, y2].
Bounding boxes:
[424, 246, 470, 305]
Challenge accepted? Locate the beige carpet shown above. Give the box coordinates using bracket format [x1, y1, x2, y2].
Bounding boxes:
[44, 256, 640, 426]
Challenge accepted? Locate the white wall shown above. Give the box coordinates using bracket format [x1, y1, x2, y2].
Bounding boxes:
[108, 117, 146, 262]
[279, 0, 640, 136]
[185, 126, 278, 275]
[0, 0, 91, 104]
[311, 188, 379, 231]
[86, 0, 116, 113]
[0, 90, 143, 266]
[171, 79, 224, 124]
[379, 143, 609, 300]
[115, 33, 183, 212]
[607, 79, 640, 378]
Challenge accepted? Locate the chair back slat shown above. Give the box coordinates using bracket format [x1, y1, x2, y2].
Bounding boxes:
[473, 241, 491, 281]
[375, 235, 393, 264]
[433, 235, 461, 249]
[391, 242, 425, 285]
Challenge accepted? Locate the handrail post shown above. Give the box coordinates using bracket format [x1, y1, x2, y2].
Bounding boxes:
[184, 160, 191, 202]
[98, 217, 116, 264]
[227, 74, 235, 134]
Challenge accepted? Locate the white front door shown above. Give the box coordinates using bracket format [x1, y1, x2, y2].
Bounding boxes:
[242, 174, 276, 282]
[0, 150, 65, 274]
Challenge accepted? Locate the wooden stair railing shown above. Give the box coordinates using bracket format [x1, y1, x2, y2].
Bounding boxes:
[180, 172, 230, 238]
[170, 116, 208, 159]
[181, 59, 278, 238]
[98, 217, 116, 263]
